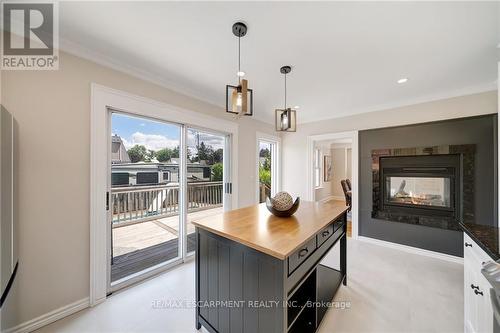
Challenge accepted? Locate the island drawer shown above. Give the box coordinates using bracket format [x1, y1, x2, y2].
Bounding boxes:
[333, 214, 346, 231]
[288, 237, 317, 275]
[316, 224, 334, 247]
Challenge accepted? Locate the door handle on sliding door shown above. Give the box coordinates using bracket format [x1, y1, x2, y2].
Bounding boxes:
[225, 183, 232, 194]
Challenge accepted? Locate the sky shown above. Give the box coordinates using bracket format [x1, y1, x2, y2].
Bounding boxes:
[259, 141, 271, 152]
[111, 113, 224, 152]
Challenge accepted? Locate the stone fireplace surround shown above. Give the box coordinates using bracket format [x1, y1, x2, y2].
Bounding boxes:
[372, 145, 475, 231]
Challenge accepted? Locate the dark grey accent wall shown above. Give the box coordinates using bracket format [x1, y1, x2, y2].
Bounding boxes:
[359, 114, 497, 257]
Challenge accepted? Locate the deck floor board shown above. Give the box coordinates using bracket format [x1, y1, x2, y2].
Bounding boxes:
[111, 234, 196, 282]
[111, 207, 222, 282]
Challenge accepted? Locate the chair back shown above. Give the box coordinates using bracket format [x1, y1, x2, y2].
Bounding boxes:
[346, 179, 352, 190]
[341, 180, 349, 195]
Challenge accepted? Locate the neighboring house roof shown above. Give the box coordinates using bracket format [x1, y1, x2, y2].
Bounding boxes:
[111, 135, 131, 163]
[112, 162, 211, 170]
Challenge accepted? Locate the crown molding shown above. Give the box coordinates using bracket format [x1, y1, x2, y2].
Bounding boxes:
[58, 37, 224, 110]
[58, 37, 495, 127]
[58, 37, 277, 125]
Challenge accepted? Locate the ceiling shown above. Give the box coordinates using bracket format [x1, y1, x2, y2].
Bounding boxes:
[59, 2, 499, 124]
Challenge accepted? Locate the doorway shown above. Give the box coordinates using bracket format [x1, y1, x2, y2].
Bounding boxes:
[307, 131, 359, 239]
[91, 84, 239, 305]
[107, 112, 230, 292]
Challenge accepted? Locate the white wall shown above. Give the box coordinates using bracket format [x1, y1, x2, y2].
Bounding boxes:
[1, 51, 277, 329]
[283, 91, 497, 199]
[330, 147, 349, 199]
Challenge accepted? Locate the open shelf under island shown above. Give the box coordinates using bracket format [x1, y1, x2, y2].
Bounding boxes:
[192, 200, 349, 333]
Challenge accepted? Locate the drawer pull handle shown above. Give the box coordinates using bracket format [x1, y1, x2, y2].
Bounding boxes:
[322, 230, 330, 237]
[465, 242, 472, 247]
[298, 249, 309, 258]
[471, 284, 479, 290]
[474, 290, 484, 296]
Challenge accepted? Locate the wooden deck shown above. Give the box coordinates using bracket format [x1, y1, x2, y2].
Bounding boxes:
[111, 207, 223, 282]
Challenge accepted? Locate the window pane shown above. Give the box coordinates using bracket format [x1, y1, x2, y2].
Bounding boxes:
[110, 112, 181, 284]
[259, 141, 272, 203]
[186, 128, 225, 253]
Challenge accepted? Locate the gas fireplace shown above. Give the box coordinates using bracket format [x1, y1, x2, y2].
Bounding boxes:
[371, 145, 475, 231]
[386, 176, 451, 208]
[379, 155, 460, 219]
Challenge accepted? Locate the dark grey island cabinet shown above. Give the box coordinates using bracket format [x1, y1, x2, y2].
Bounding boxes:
[193, 200, 348, 333]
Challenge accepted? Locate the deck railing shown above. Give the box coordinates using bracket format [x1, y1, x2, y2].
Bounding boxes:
[111, 181, 223, 227]
[259, 182, 271, 203]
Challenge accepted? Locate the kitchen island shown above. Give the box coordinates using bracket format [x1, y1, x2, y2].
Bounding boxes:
[192, 200, 349, 333]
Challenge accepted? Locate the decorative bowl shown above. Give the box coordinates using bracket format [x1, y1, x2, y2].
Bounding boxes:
[266, 196, 300, 217]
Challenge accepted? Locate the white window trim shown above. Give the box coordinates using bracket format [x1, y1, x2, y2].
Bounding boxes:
[255, 132, 281, 203]
[90, 83, 239, 306]
[313, 147, 323, 189]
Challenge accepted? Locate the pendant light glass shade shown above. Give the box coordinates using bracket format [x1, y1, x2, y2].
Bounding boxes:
[226, 81, 253, 116]
[275, 108, 296, 132]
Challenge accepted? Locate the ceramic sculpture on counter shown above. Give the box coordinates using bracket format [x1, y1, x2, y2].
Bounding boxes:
[266, 191, 300, 217]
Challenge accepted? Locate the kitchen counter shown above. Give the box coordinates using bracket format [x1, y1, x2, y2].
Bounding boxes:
[460, 222, 499, 260]
[193, 200, 349, 333]
[192, 200, 348, 260]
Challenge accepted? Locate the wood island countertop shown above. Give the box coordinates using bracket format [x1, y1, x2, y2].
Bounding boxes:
[191, 200, 348, 260]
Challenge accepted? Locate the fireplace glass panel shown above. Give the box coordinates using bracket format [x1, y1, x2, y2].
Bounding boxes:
[386, 176, 451, 208]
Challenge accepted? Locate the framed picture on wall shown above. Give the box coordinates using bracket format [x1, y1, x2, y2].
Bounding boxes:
[324, 155, 332, 182]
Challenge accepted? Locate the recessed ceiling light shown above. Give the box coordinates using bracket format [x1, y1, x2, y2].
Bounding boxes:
[237, 71, 246, 77]
[397, 78, 409, 84]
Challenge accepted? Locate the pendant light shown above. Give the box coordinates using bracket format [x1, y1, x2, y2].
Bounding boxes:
[275, 66, 297, 132]
[226, 22, 253, 117]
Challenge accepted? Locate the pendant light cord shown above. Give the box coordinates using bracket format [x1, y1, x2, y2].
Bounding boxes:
[238, 36, 241, 85]
[284, 73, 287, 109]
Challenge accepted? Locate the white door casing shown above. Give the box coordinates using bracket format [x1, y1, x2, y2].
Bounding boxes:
[306, 131, 359, 239]
[90, 84, 239, 305]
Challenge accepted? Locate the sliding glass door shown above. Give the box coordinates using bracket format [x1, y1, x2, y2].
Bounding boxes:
[185, 128, 228, 255]
[108, 111, 231, 290]
[109, 112, 183, 286]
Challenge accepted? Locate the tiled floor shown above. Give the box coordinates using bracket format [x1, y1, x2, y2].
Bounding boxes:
[36, 238, 463, 333]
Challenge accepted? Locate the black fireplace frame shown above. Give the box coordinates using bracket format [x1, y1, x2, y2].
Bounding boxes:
[379, 154, 461, 219]
[371, 144, 475, 231]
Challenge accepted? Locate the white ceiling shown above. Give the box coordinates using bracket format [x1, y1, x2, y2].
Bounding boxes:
[59, 2, 499, 124]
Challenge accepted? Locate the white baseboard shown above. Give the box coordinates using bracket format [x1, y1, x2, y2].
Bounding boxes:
[5, 297, 89, 333]
[357, 236, 464, 264]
